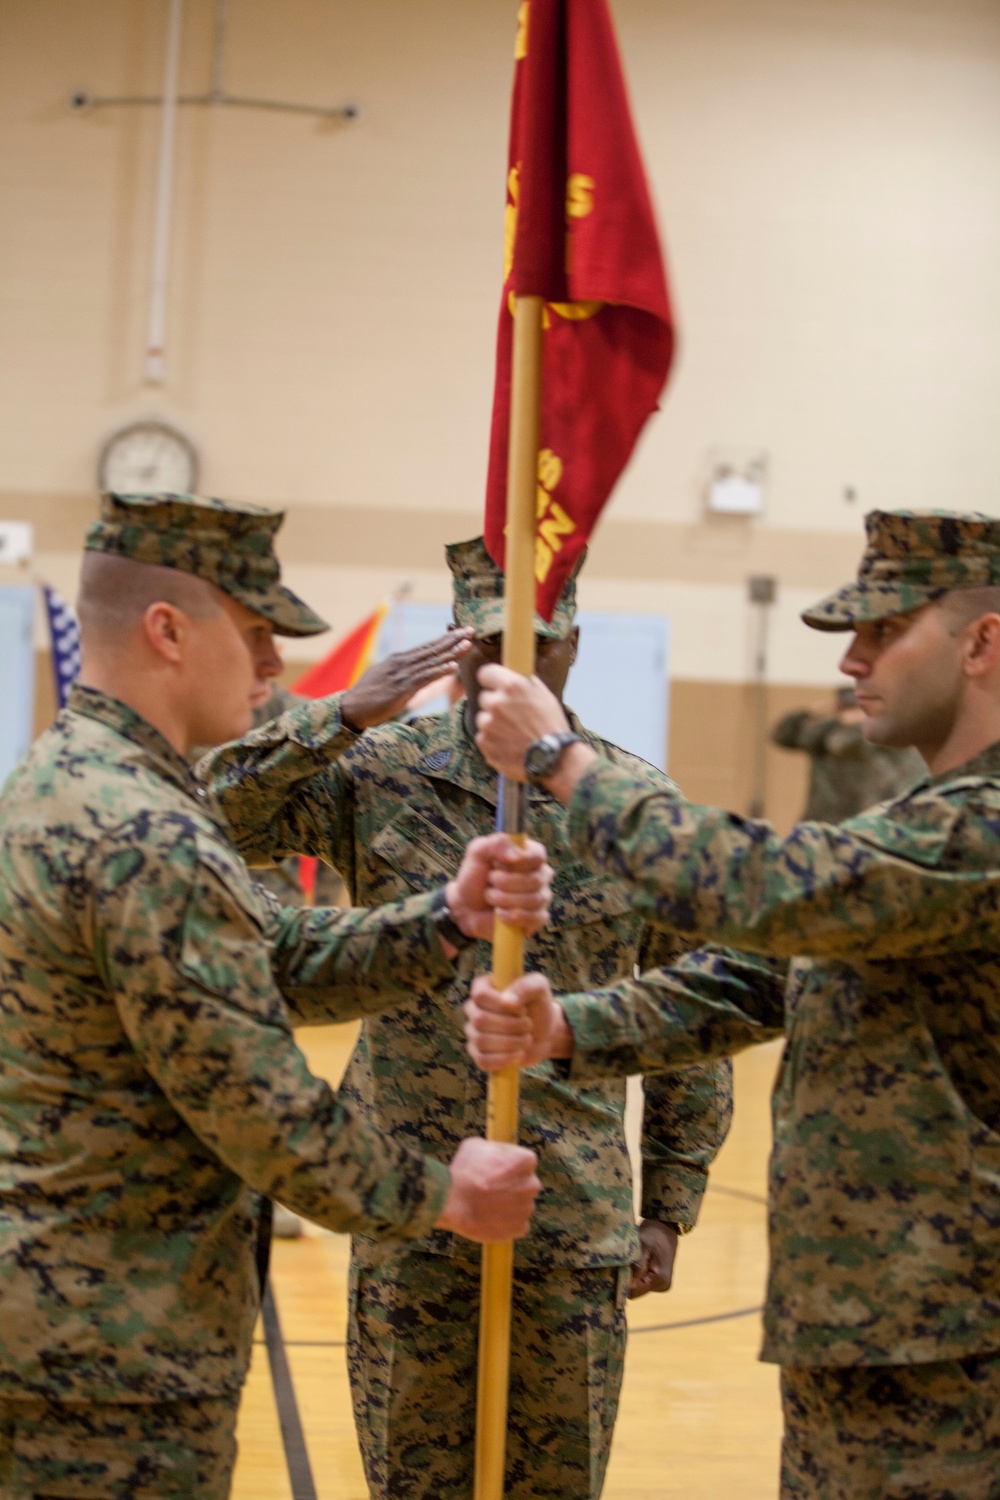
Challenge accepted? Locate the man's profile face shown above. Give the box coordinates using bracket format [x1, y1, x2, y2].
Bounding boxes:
[839, 603, 964, 754]
[183, 593, 283, 749]
[456, 624, 579, 727]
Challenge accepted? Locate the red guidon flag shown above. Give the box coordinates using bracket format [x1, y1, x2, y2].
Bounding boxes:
[484, 0, 675, 619]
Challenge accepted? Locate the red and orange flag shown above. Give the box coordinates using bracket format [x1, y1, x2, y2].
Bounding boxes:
[290, 604, 387, 700]
[484, 0, 675, 620]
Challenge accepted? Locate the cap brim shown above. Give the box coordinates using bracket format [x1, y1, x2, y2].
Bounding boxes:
[801, 581, 943, 632]
[241, 582, 330, 638]
[455, 601, 568, 641]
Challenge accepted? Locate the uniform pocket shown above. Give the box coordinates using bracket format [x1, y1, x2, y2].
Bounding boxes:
[178, 835, 277, 1014]
[369, 807, 464, 892]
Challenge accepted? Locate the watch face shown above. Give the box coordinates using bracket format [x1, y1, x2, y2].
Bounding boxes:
[98, 421, 198, 494]
[525, 735, 559, 777]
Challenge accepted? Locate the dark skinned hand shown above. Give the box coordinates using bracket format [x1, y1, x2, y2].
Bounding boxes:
[628, 1219, 679, 1299]
[341, 630, 473, 731]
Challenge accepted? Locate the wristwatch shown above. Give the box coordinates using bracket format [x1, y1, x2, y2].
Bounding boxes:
[524, 730, 582, 786]
[429, 886, 476, 951]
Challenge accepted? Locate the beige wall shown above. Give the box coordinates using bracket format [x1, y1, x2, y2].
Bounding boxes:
[4, 0, 998, 813]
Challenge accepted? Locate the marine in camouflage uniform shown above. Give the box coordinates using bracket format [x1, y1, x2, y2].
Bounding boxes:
[772, 688, 924, 823]
[203, 537, 733, 1500]
[0, 495, 537, 1500]
[471, 511, 1000, 1499]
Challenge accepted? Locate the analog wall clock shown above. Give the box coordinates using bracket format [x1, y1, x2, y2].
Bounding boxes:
[98, 420, 199, 494]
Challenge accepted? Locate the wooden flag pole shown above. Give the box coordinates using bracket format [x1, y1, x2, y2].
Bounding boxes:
[474, 292, 545, 1500]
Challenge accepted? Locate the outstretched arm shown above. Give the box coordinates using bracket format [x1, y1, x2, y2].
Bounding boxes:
[463, 946, 788, 1078]
[475, 666, 1000, 963]
[268, 834, 553, 1025]
[93, 818, 539, 1246]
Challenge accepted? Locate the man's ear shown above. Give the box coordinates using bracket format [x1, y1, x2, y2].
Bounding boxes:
[964, 614, 1000, 677]
[141, 602, 185, 664]
[569, 624, 580, 665]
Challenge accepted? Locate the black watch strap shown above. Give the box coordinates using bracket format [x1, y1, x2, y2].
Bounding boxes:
[430, 886, 476, 951]
[524, 730, 582, 786]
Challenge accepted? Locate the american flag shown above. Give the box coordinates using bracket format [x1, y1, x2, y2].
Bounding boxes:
[42, 585, 82, 709]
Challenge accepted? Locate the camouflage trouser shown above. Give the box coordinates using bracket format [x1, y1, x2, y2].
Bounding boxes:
[781, 1350, 1000, 1500]
[347, 1250, 629, 1499]
[0, 1392, 239, 1499]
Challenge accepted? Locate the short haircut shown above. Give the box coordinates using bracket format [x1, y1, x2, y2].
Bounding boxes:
[939, 587, 1000, 632]
[78, 552, 220, 646]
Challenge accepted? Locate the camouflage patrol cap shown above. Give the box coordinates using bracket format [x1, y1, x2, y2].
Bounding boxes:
[446, 536, 582, 640]
[86, 492, 328, 637]
[802, 510, 1000, 632]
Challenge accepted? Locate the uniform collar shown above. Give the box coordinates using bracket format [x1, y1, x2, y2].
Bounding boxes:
[414, 702, 597, 809]
[67, 683, 221, 815]
[922, 736, 1000, 791]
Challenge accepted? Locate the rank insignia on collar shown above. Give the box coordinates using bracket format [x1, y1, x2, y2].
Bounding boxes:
[422, 749, 453, 772]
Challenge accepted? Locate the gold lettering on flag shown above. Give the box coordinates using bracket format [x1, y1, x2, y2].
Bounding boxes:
[547, 301, 603, 323]
[515, 2, 530, 61]
[566, 173, 595, 219]
[504, 167, 520, 285]
[564, 172, 596, 277]
[534, 448, 577, 583]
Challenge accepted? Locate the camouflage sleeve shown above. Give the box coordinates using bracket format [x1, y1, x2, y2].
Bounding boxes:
[821, 722, 867, 759]
[560, 946, 787, 1081]
[633, 923, 733, 1229]
[195, 695, 359, 878]
[563, 948, 779, 1080]
[773, 712, 859, 756]
[89, 820, 450, 1241]
[257, 885, 455, 1025]
[568, 758, 1000, 961]
[770, 710, 813, 750]
[639, 1060, 733, 1230]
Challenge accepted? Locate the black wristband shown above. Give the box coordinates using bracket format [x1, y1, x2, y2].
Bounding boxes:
[430, 886, 476, 951]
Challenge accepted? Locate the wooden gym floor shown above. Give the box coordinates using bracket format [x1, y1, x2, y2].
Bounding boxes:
[232, 1025, 784, 1500]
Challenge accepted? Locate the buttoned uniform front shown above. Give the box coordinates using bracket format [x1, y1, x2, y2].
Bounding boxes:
[0, 686, 462, 1496]
[553, 735, 1000, 1496]
[203, 695, 732, 1498]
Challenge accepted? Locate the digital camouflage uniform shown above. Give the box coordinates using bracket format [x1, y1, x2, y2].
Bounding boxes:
[551, 513, 1000, 1497]
[195, 684, 347, 910]
[0, 494, 461, 1500]
[772, 708, 924, 823]
[204, 537, 733, 1500]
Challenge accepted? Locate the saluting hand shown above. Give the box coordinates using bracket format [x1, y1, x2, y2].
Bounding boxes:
[446, 835, 553, 941]
[341, 629, 473, 731]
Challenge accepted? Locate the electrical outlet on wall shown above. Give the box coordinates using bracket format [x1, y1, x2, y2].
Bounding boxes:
[705, 448, 768, 517]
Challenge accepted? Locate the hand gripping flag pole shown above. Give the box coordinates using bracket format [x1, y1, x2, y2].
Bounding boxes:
[474, 292, 544, 1500]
